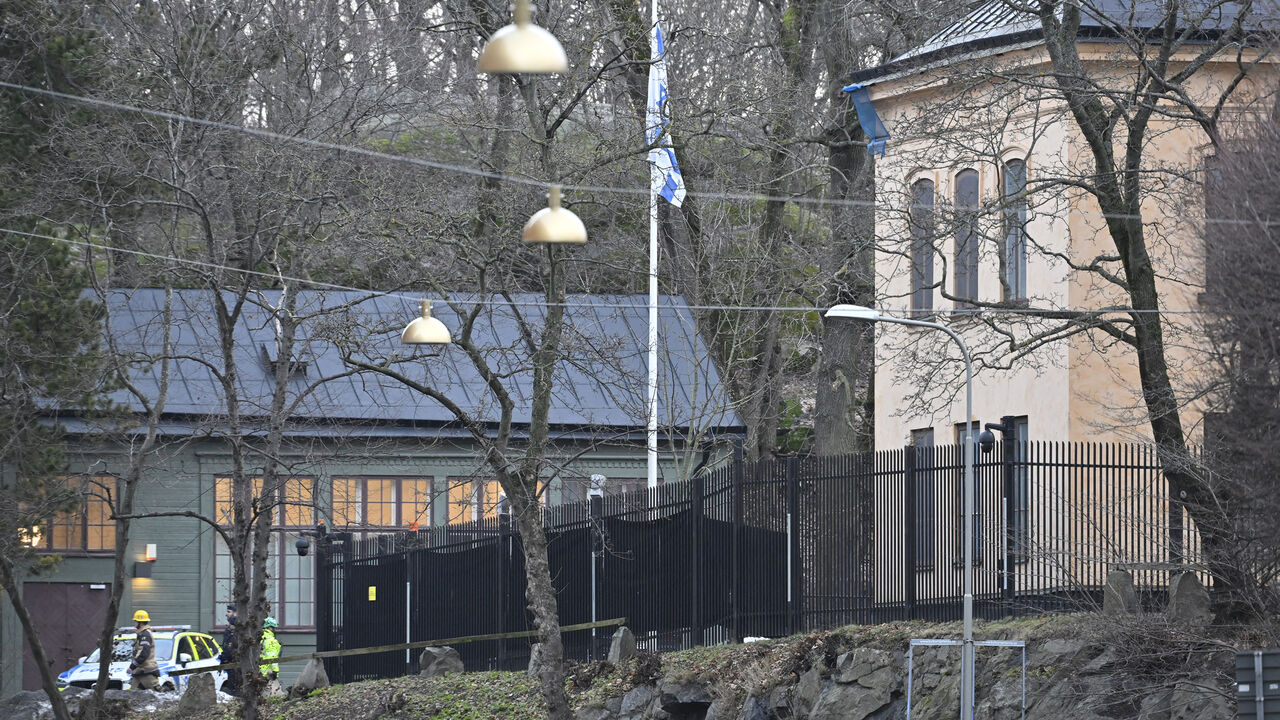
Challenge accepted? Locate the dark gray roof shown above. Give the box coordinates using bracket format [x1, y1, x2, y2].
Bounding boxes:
[69, 289, 741, 438]
[850, 0, 1280, 84]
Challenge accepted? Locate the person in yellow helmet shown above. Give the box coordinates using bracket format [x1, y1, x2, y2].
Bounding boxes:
[127, 610, 159, 690]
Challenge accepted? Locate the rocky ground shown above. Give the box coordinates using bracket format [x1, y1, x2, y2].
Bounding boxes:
[3, 613, 1247, 720]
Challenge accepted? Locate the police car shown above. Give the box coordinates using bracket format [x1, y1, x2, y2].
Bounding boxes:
[56, 626, 227, 693]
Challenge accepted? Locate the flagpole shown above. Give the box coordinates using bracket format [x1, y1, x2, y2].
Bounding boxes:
[647, 169, 659, 490]
[646, 0, 661, 490]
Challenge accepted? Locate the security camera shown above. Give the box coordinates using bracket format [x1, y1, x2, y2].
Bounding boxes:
[295, 536, 310, 557]
[978, 428, 997, 454]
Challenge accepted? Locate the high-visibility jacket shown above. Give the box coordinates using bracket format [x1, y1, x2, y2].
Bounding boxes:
[260, 629, 281, 673]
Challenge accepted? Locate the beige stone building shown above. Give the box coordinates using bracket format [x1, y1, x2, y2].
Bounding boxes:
[847, 0, 1277, 452]
[842, 1, 1278, 604]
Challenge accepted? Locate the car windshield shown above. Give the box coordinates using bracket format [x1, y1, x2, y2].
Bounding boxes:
[84, 637, 175, 664]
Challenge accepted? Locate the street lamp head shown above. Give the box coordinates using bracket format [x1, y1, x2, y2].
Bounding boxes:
[401, 300, 453, 345]
[824, 304, 882, 322]
[476, 0, 568, 74]
[523, 185, 587, 244]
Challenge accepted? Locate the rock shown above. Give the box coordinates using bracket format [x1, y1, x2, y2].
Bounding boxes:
[621, 685, 657, 716]
[811, 681, 895, 720]
[605, 694, 623, 715]
[419, 646, 464, 677]
[795, 667, 825, 715]
[765, 685, 791, 716]
[264, 676, 286, 698]
[735, 695, 770, 720]
[1103, 569, 1140, 615]
[576, 707, 612, 720]
[528, 643, 544, 679]
[1170, 679, 1230, 720]
[609, 626, 637, 664]
[0, 691, 48, 720]
[705, 696, 737, 720]
[288, 658, 330, 698]
[659, 679, 712, 705]
[836, 648, 900, 690]
[176, 673, 217, 715]
[1167, 572, 1211, 625]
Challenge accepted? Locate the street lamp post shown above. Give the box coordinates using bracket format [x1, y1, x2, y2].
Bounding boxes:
[824, 304, 977, 720]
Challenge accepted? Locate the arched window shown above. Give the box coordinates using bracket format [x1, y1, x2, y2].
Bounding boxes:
[954, 169, 980, 307]
[910, 178, 935, 314]
[1002, 159, 1028, 300]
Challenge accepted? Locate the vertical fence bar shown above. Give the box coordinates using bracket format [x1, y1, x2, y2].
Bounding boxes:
[904, 444, 918, 620]
[1001, 422, 1016, 607]
[786, 457, 801, 635]
[497, 512, 509, 669]
[732, 442, 745, 642]
[691, 472, 704, 647]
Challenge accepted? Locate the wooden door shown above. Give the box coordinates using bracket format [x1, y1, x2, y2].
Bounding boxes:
[21, 583, 111, 690]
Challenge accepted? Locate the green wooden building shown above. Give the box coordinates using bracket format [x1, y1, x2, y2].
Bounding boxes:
[2, 289, 741, 694]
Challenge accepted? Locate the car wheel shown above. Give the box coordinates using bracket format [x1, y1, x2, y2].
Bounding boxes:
[161, 681, 175, 692]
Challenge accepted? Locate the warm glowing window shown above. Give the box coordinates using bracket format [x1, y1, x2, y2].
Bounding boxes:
[213, 477, 315, 628]
[446, 477, 502, 524]
[214, 477, 314, 528]
[332, 477, 433, 529]
[33, 476, 117, 553]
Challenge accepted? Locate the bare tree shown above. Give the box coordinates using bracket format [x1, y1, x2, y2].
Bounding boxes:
[869, 0, 1278, 618]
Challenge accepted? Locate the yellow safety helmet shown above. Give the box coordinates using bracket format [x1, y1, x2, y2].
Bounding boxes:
[132, 610, 150, 623]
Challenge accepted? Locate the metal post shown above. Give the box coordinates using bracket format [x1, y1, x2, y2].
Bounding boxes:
[589, 493, 603, 659]
[822, 306, 975, 720]
[903, 445, 918, 620]
[497, 511, 510, 669]
[731, 440, 744, 643]
[691, 473, 704, 646]
[1001, 414, 1017, 606]
[786, 457, 801, 635]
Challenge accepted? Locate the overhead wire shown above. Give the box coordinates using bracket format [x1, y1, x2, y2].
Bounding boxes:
[0, 226, 1219, 315]
[0, 80, 1274, 228]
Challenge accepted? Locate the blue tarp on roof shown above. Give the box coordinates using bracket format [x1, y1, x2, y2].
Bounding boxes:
[78, 289, 742, 437]
[842, 83, 891, 156]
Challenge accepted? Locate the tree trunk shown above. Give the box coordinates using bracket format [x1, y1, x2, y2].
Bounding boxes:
[0, 556, 72, 720]
[509, 489, 571, 719]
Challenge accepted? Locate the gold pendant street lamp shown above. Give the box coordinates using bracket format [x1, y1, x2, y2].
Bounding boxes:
[401, 300, 452, 345]
[522, 185, 587, 244]
[477, 0, 568, 74]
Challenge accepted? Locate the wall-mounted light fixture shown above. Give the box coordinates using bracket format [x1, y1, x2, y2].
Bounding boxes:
[144, 543, 158, 562]
[132, 562, 152, 579]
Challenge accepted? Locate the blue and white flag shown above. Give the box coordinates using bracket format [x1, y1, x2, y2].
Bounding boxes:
[646, 21, 685, 207]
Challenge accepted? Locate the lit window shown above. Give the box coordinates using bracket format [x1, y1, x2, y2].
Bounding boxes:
[1002, 159, 1028, 301]
[910, 179, 936, 315]
[214, 477, 315, 628]
[332, 477, 433, 530]
[954, 169, 980, 307]
[33, 476, 117, 553]
[446, 477, 502, 525]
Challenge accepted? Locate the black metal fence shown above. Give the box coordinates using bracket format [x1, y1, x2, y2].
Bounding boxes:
[315, 441, 1200, 681]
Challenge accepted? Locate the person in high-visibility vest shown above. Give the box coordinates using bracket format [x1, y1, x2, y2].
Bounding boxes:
[260, 616, 281, 679]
